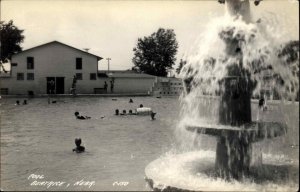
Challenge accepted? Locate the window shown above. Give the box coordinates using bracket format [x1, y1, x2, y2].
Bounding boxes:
[17, 73, 24, 80]
[76, 73, 82, 80]
[90, 73, 96, 80]
[27, 57, 34, 69]
[11, 63, 18, 67]
[27, 73, 34, 80]
[0, 88, 9, 95]
[76, 58, 82, 69]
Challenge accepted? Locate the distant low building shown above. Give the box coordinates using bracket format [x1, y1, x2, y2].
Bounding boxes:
[98, 70, 156, 94]
[151, 77, 184, 96]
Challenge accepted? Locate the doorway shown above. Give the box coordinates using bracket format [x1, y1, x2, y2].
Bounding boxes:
[46, 77, 65, 94]
[56, 77, 65, 94]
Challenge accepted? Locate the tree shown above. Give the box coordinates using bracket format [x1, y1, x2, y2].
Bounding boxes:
[0, 20, 25, 61]
[132, 28, 178, 77]
[176, 59, 187, 74]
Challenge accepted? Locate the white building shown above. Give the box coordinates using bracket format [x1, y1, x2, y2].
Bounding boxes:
[0, 41, 156, 96]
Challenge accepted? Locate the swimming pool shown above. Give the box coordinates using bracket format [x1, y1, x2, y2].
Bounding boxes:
[0, 96, 298, 191]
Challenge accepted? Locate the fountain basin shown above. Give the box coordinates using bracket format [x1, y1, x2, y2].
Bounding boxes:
[145, 151, 298, 192]
[185, 121, 287, 179]
[185, 121, 287, 142]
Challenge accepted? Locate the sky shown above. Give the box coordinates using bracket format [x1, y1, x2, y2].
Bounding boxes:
[1, 0, 299, 71]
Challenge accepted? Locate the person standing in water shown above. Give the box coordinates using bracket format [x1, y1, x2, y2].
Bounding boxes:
[73, 138, 85, 153]
[151, 112, 156, 120]
[257, 96, 267, 120]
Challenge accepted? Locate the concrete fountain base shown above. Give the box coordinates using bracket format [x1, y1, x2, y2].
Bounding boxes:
[145, 151, 298, 192]
[185, 121, 288, 180]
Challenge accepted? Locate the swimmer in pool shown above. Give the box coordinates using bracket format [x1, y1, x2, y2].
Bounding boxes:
[74, 111, 91, 120]
[128, 109, 137, 115]
[73, 138, 85, 153]
[120, 110, 127, 115]
[258, 97, 267, 111]
[151, 112, 156, 120]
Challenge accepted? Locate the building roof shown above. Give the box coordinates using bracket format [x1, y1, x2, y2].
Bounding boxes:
[98, 70, 156, 78]
[13, 41, 103, 61]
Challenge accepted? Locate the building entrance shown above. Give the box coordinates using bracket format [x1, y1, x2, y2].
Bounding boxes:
[46, 77, 65, 94]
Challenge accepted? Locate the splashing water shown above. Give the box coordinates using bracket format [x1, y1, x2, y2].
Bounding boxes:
[179, 7, 299, 128]
[145, 1, 299, 191]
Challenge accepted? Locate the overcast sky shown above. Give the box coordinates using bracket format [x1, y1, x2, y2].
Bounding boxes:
[1, 0, 299, 71]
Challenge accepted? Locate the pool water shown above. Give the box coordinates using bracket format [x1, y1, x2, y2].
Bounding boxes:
[0, 97, 180, 191]
[0, 96, 299, 191]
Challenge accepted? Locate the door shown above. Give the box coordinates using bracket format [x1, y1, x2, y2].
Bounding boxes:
[56, 77, 65, 94]
[47, 77, 55, 94]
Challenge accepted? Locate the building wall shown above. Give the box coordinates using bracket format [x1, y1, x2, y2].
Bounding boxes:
[0, 42, 102, 95]
[112, 77, 155, 93]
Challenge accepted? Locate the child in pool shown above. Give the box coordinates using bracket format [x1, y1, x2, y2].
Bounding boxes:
[128, 109, 137, 115]
[74, 111, 91, 120]
[258, 97, 267, 111]
[120, 110, 127, 115]
[73, 138, 85, 153]
[151, 112, 156, 120]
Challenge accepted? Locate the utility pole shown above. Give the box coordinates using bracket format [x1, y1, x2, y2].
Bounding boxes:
[106, 58, 111, 72]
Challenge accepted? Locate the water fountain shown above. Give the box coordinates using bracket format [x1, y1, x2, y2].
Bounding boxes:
[145, 0, 298, 191]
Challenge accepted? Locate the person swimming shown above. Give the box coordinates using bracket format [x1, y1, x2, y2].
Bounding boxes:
[120, 110, 127, 115]
[258, 97, 267, 111]
[151, 112, 156, 120]
[73, 138, 85, 153]
[23, 100, 27, 105]
[128, 109, 137, 115]
[139, 104, 143, 108]
[115, 109, 119, 115]
[74, 111, 91, 120]
[129, 98, 133, 103]
[15, 100, 20, 105]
